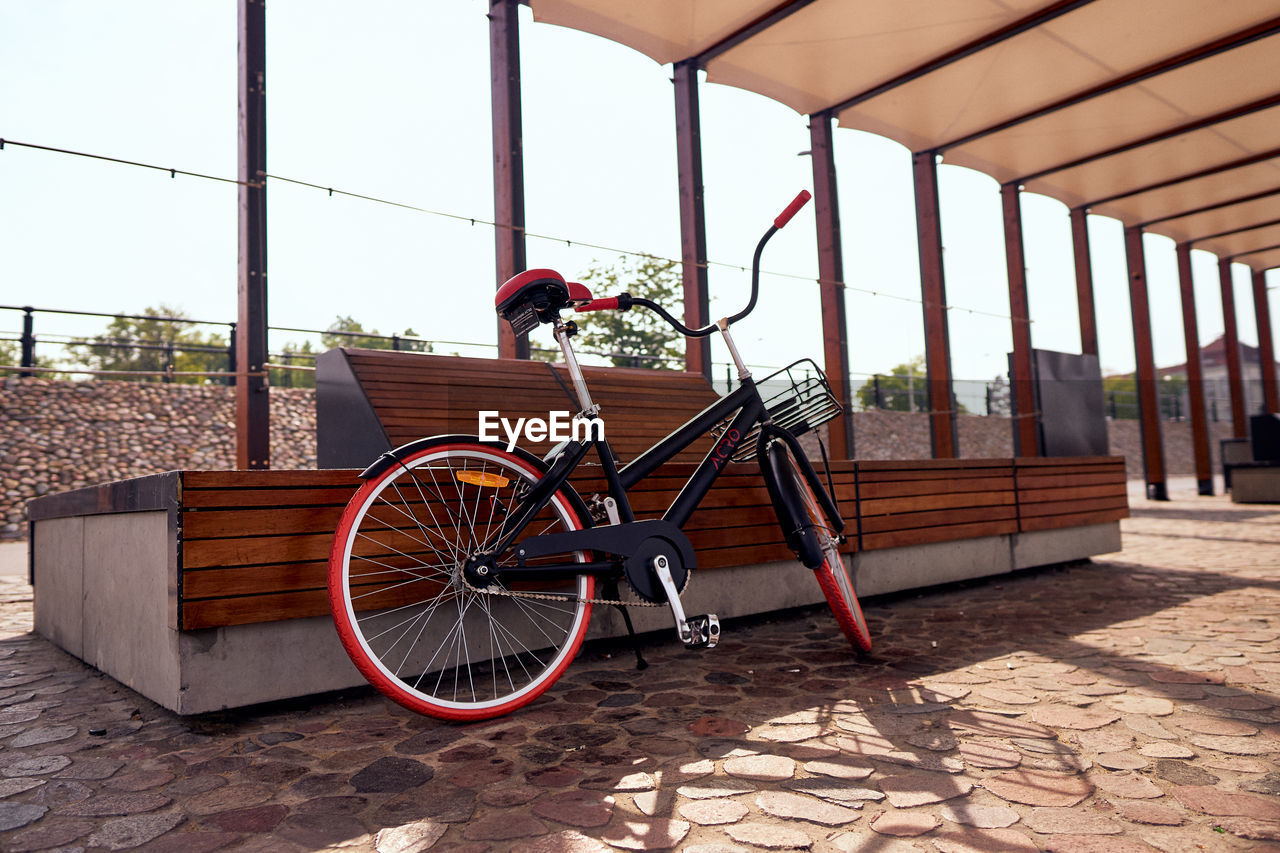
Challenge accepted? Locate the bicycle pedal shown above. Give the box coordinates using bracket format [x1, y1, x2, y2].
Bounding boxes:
[681, 614, 720, 649]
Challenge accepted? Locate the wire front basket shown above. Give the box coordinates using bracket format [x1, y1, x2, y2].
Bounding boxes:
[712, 359, 842, 463]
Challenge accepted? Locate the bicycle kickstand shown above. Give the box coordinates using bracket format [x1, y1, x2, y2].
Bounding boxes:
[651, 555, 719, 649]
[602, 579, 648, 670]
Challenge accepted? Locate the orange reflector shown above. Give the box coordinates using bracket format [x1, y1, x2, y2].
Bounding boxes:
[456, 470, 510, 489]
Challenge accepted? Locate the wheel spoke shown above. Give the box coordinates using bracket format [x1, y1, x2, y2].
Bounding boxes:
[332, 445, 592, 719]
[366, 495, 458, 564]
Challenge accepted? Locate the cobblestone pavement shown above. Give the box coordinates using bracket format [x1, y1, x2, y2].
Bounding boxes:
[1, 482, 1279, 852]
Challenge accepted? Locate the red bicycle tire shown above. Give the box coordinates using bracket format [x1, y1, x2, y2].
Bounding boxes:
[328, 441, 594, 721]
[785, 452, 873, 652]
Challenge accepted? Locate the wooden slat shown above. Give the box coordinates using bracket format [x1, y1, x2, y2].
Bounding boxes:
[183, 470, 361, 489]
[856, 475, 1014, 499]
[1018, 483, 1127, 504]
[183, 506, 348, 539]
[183, 589, 332, 630]
[184, 562, 327, 599]
[1015, 471, 1125, 489]
[860, 504, 1018, 534]
[863, 519, 1018, 550]
[1019, 496, 1129, 518]
[173, 440, 1128, 627]
[1019, 507, 1129, 532]
[183, 486, 358, 509]
[183, 531, 333, 570]
[859, 490, 1015, 517]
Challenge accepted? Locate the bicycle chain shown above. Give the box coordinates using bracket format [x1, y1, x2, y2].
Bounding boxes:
[462, 575, 673, 608]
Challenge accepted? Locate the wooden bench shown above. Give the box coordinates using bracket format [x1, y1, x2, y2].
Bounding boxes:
[148, 354, 1130, 631]
[316, 349, 720, 467]
[28, 351, 1130, 712]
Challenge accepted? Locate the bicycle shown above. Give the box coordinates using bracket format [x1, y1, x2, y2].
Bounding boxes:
[328, 190, 870, 721]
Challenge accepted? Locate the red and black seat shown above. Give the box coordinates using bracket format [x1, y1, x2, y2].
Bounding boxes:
[495, 269, 591, 335]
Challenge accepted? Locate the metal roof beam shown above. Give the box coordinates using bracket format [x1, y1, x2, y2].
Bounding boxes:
[821, 0, 1097, 116]
[1017, 93, 1280, 184]
[687, 0, 821, 68]
[939, 16, 1280, 152]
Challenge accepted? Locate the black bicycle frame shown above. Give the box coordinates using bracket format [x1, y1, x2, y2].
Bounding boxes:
[483, 379, 766, 564]
[620, 380, 764, 526]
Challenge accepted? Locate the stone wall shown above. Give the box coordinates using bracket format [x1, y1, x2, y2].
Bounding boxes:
[1105, 417, 1233, 482]
[1, 376, 1233, 539]
[1, 378, 316, 539]
[851, 411, 1013, 460]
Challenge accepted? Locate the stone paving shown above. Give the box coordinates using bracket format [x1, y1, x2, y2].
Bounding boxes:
[1, 481, 1279, 852]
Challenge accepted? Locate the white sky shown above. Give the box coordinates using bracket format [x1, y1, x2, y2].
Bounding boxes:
[2, 0, 1277, 391]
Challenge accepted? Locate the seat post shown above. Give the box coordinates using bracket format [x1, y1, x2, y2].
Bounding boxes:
[553, 318, 596, 413]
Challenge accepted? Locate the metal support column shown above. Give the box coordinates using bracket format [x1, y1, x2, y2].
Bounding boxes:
[808, 112, 854, 458]
[1001, 184, 1039, 456]
[237, 0, 269, 469]
[1219, 258, 1248, 438]
[911, 151, 957, 457]
[1070, 207, 1099, 356]
[490, 0, 529, 360]
[1124, 227, 1166, 500]
[1175, 243, 1213, 495]
[1253, 268, 1279, 412]
[673, 60, 711, 378]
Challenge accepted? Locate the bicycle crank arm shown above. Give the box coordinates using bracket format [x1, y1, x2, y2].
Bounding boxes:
[652, 555, 719, 649]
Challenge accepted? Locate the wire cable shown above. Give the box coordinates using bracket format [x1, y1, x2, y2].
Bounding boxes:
[264, 172, 1018, 322]
[0, 138, 257, 187]
[0, 138, 1022, 322]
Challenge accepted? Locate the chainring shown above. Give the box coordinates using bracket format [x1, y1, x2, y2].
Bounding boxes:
[624, 536, 690, 603]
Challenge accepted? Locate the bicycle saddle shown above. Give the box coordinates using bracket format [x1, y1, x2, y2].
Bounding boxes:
[496, 269, 592, 335]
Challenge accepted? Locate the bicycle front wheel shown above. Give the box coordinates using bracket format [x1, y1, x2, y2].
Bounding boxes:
[785, 453, 872, 653]
[329, 441, 594, 720]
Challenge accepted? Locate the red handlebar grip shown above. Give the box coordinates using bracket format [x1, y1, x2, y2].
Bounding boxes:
[774, 190, 812, 229]
[577, 297, 620, 312]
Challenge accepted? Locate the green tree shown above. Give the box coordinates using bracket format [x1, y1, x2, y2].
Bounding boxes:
[986, 373, 1011, 416]
[0, 338, 41, 371]
[272, 339, 317, 388]
[1101, 373, 1187, 420]
[321, 316, 432, 353]
[856, 354, 968, 414]
[539, 256, 682, 369]
[65, 306, 228, 383]
[857, 355, 927, 412]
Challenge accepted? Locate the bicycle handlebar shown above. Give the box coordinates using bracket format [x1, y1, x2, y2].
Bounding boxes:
[577, 296, 624, 312]
[575, 189, 812, 339]
[774, 189, 811, 229]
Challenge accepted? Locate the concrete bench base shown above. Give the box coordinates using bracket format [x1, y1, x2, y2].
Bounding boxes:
[1231, 465, 1280, 503]
[33, 510, 1120, 714]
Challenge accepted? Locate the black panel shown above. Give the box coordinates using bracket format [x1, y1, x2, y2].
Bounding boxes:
[315, 348, 392, 469]
[1251, 413, 1280, 462]
[1031, 349, 1109, 457]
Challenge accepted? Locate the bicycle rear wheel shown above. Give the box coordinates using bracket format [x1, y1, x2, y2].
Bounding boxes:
[329, 441, 594, 720]
[783, 451, 872, 653]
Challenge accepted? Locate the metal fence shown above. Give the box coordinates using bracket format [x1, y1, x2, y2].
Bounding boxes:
[2, 304, 1244, 421]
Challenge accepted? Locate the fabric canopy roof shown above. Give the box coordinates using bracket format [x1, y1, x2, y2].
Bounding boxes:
[532, 0, 1280, 271]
